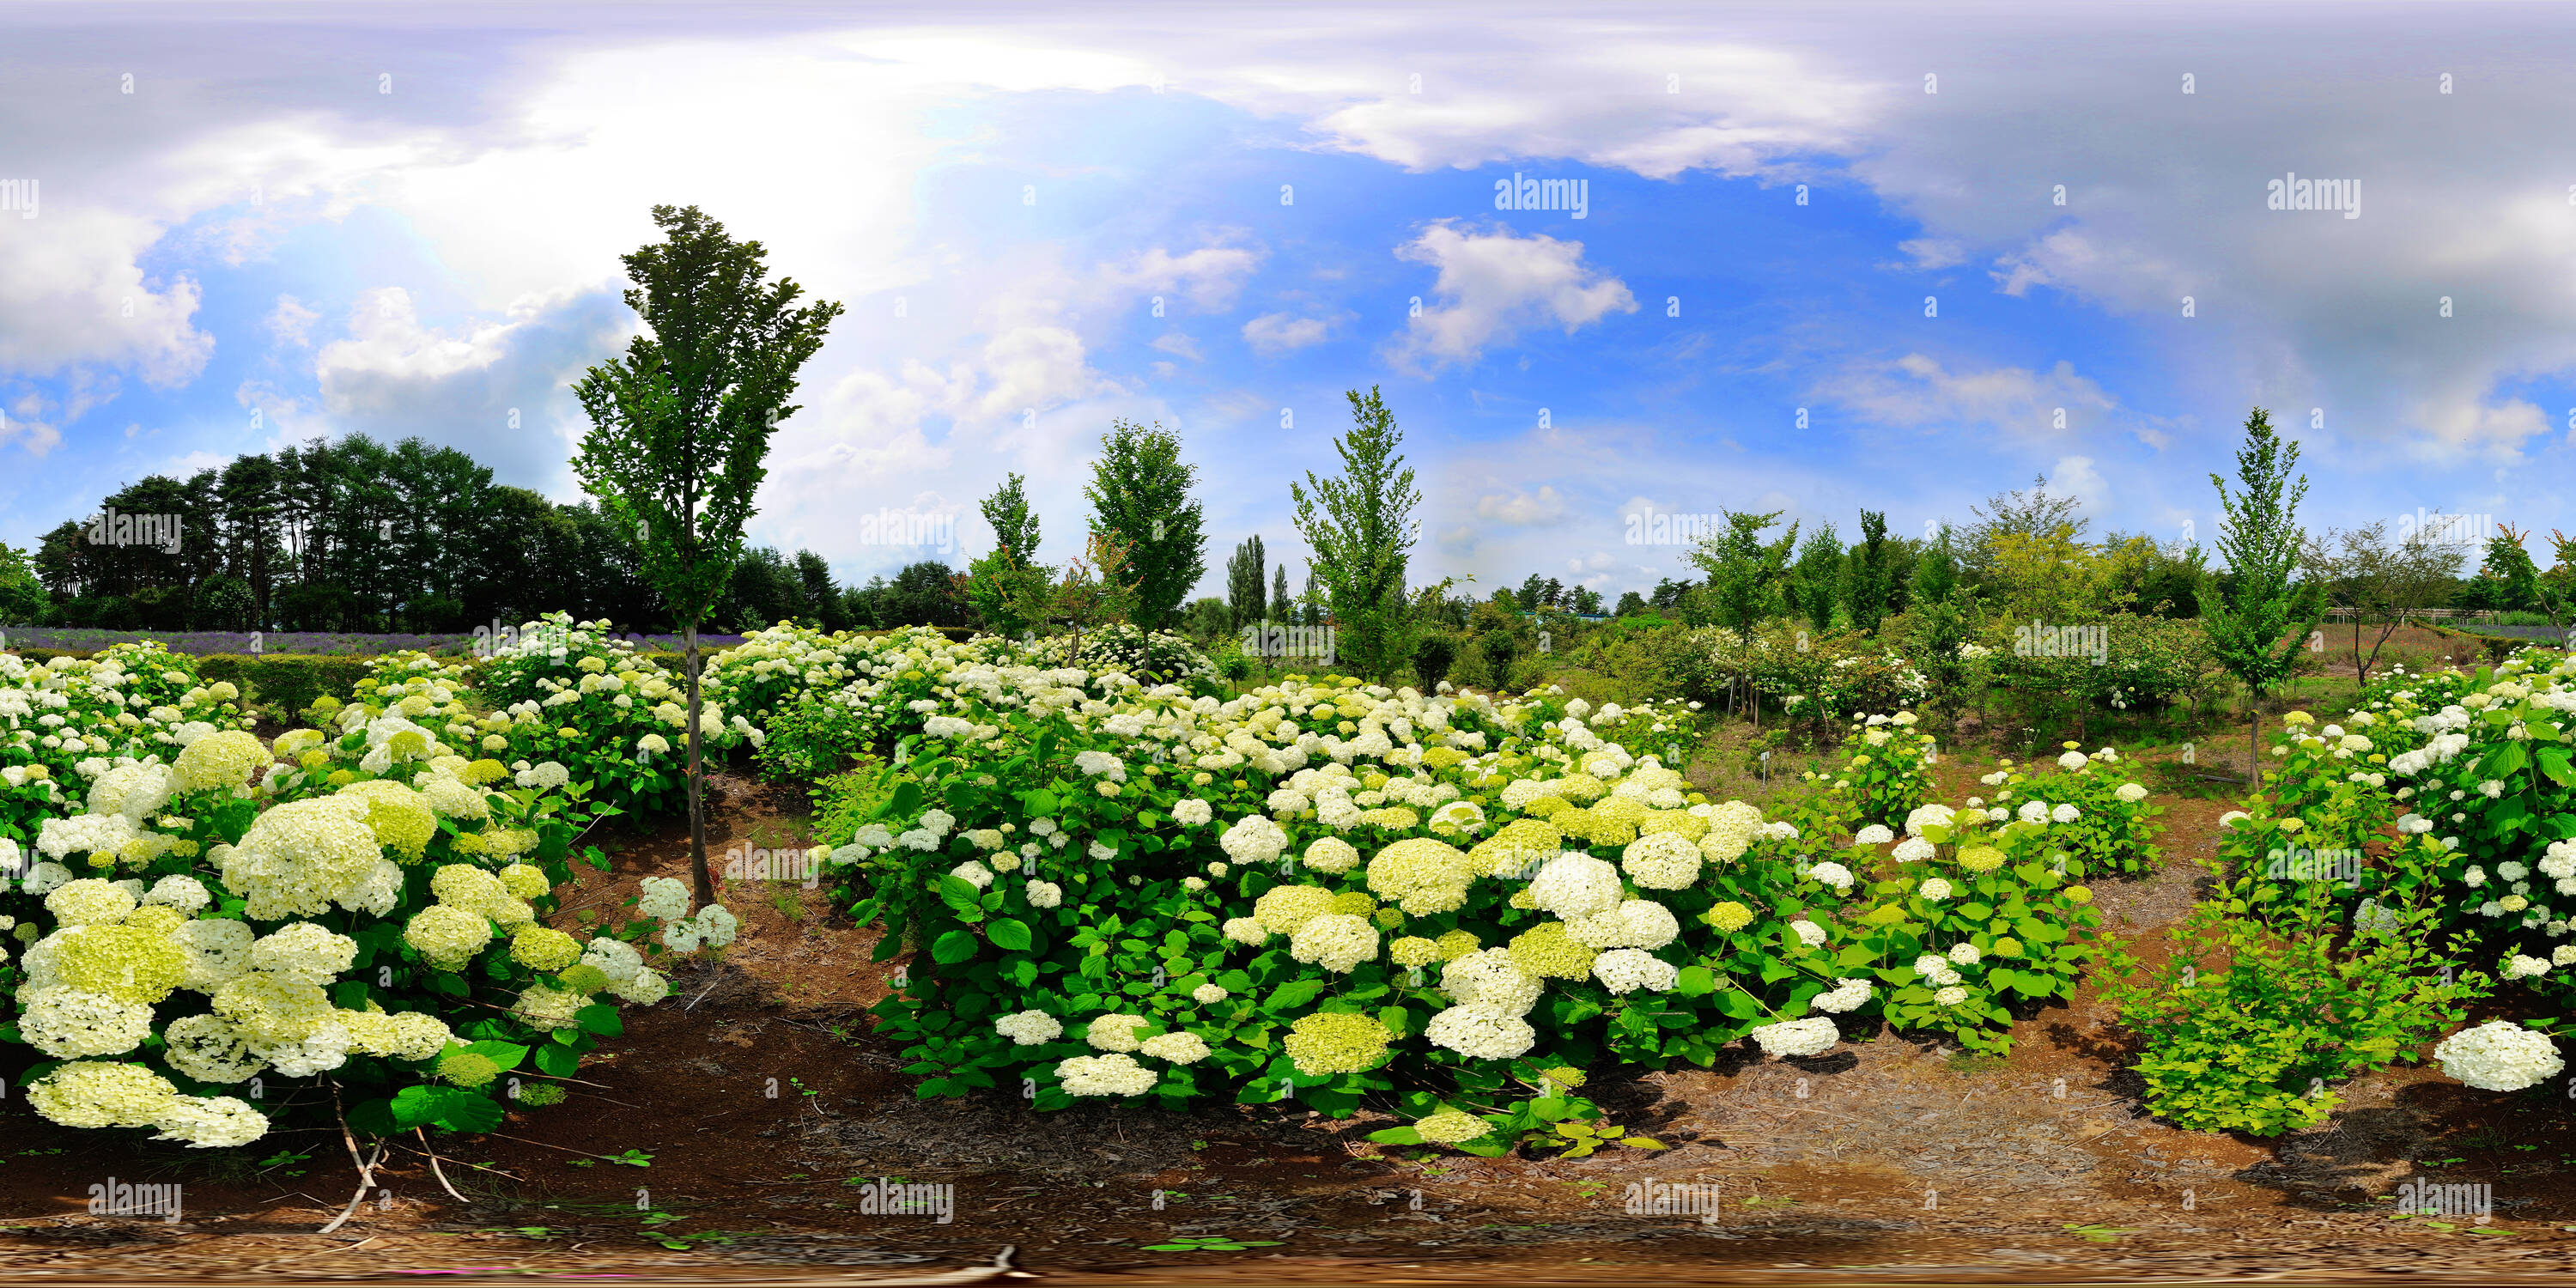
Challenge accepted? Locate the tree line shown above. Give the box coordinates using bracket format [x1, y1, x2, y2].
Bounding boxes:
[16, 434, 971, 635]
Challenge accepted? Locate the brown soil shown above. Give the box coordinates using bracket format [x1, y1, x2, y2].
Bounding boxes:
[5, 755, 2573, 1285]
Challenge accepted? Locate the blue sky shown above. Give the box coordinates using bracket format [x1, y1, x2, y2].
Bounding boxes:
[4, 3, 2574, 601]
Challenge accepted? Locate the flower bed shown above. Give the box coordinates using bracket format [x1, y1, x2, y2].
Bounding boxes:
[795, 630, 2125, 1149]
[0, 637, 738, 1152]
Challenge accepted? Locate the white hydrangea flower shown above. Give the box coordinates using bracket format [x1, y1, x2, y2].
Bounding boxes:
[2434, 1021, 2565, 1091]
[1810, 977, 1872, 1013]
[1425, 1005, 1536, 1059]
[1529, 852, 1625, 920]
[1591, 947, 1679, 994]
[1749, 1016, 1838, 1059]
[994, 1010, 1064, 1046]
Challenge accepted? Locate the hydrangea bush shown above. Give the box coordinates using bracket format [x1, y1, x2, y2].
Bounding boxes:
[0, 642, 730, 1151]
[371, 617, 752, 817]
[802, 631, 2128, 1145]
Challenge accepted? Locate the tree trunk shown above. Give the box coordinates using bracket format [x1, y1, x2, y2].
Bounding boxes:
[684, 619, 712, 908]
[2248, 696, 2260, 780]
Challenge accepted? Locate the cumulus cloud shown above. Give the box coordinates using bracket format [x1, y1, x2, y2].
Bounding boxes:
[1094, 243, 1262, 313]
[1391, 222, 1637, 370]
[1820, 353, 2118, 440]
[1242, 312, 1334, 355]
[313, 287, 633, 490]
[1473, 485, 1570, 526]
[267, 295, 322, 349]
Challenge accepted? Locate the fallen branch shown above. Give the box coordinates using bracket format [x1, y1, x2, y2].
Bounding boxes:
[317, 1081, 387, 1236]
[416, 1127, 468, 1203]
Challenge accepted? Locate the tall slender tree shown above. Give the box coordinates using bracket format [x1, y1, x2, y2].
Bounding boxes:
[1842, 508, 1895, 635]
[1226, 535, 1267, 630]
[960, 472, 1048, 637]
[572, 204, 842, 907]
[1084, 421, 1206, 632]
[2200, 407, 2327, 775]
[1291, 387, 1421, 681]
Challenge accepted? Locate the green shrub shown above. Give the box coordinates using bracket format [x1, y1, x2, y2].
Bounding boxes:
[194, 654, 375, 722]
[2103, 866, 2482, 1134]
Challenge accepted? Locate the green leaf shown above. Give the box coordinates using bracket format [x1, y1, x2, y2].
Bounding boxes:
[389, 1084, 444, 1129]
[1366, 1126, 1425, 1145]
[931, 929, 980, 965]
[987, 918, 1033, 951]
[532, 1043, 580, 1077]
[1674, 965, 1716, 996]
[465, 1040, 530, 1072]
[2537, 748, 2574, 788]
[878, 779, 924, 822]
[1266, 978, 1328, 1011]
[574, 1004, 623, 1037]
[428, 1087, 507, 1134]
[937, 875, 984, 913]
[346, 1096, 402, 1137]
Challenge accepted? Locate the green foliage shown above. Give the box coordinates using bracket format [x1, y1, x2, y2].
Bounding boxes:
[571, 204, 843, 635]
[754, 697, 871, 783]
[1789, 522, 1843, 635]
[1841, 510, 1896, 635]
[2199, 407, 2329, 760]
[1085, 421, 1207, 633]
[1291, 388, 1422, 683]
[193, 653, 376, 724]
[1685, 510, 1798, 634]
[2103, 871, 2482, 1135]
[570, 204, 842, 902]
[1226, 536, 1267, 631]
[0, 541, 51, 625]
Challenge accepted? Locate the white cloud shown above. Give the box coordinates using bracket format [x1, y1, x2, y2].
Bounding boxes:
[1150, 331, 1204, 362]
[2048, 455, 2107, 513]
[1095, 244, 1261, 313]
[313, 287, 634, 490]
[1473, 485, 1569, 526]
[268, 295, 322, 349]
[1391, 222, 1637, 370]
[1242, 312, 1333, 355]
[1820, 353, 2118, 440]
